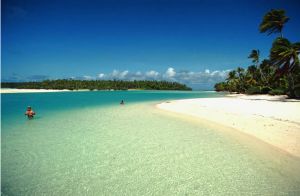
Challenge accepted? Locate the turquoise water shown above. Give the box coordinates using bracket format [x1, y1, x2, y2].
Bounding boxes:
[2, 91, 300, 195]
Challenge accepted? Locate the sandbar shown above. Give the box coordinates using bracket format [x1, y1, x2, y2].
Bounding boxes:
[157, 94, 300, 157]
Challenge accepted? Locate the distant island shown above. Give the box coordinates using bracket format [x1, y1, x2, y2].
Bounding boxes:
[1, 79, 192, 91]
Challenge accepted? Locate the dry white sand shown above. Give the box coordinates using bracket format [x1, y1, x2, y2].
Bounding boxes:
[157, 94, 300, 157]
[0, 88, 70, 93]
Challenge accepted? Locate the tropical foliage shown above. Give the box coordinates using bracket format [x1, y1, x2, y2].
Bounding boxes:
[215, 9, 300, 98]
[1, 79, 192, 91]
[259, 9, 289, 38]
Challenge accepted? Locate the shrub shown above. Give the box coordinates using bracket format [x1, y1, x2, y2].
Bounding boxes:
[260, 86, 272, 94]
[293, 84, 300, 98]
[245, 86, 261, 94]
[269, 88, 285, 95]
[214, 82, 227, 92]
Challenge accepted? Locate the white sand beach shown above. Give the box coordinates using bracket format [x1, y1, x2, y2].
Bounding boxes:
[0, 88, 70, 93]
[157, 94, 300, 157]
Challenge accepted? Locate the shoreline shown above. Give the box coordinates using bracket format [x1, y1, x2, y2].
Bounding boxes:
[0, 88, 194, 93]
[0, 88, 71, 94]
[156, 94, 300, 157]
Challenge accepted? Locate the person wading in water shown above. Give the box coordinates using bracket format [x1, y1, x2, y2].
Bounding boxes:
[25, 106, 36, 119]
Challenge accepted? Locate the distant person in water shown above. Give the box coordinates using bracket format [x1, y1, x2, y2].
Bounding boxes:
[25, 106, 36, 119]
[120, 100, 124, 105]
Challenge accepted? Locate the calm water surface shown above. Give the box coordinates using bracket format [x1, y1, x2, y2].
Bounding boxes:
[1, 91, 300, 195]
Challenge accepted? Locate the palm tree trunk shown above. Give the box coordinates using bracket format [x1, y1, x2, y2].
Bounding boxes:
[280, 31, 283, 38]
[287, 73, 295, 98]
[260, 69, 267, 85]
[256, 62, 267, 85]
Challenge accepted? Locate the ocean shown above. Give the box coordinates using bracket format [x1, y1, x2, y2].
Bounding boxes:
[1, 90, 299, 195]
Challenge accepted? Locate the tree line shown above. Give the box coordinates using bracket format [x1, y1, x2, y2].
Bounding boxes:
[215, 9, 300, 98]
[1, 79, 192, 91]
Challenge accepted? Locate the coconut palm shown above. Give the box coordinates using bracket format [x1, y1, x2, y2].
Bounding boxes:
[270, 38, 300, 74]
[226, 70, 239, 92]
[270, 37, 300, 97]
[236, 67, 245, 80]
[245, 65, 258, 86]
[248, 50, 260, 65]
[247, 65, 257, 74]
[259, 9, 289, 38]
[227, 70, 237, 81]
[248, 49, 269, 84]
[259, 59, 275, 85]
[235, 67, 247, 92]
[247, 65, 259, 81]
[259, 59, 271, 74]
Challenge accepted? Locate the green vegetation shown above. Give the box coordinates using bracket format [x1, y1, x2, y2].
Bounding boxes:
[215, 9, 300, 98]
[1, 79, 192, 91]
[259, 9, 289, 38]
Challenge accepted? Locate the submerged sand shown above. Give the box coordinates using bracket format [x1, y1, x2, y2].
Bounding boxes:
[157, 94, 300, 157]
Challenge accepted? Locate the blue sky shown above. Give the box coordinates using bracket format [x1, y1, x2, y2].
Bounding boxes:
[2, 0, 300, 89]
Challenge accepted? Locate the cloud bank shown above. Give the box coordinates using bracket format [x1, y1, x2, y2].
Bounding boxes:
[2, 67, 230, 90]
[88, 67, 230, 90]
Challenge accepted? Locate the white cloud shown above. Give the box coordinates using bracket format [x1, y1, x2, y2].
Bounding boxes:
[110, 70, 129, 79]
[93, 67, 230, 89]
[2, 68, 228, 89]
[83, 75, 93, 80]
[146, 70, 159, 79]
[165, 67, 176, 78]
[120, 70, 129, 78]
[98, 73, 105, 78]
[135, 71, 142, 76]
[111, 70, 119, 77]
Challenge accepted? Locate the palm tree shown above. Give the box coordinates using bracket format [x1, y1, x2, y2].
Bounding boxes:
[270, 38, 300, 74]
[248, 65, 257, 74]
[259, 59, 275, 85]
[226, 70, 238, 92]
[235, 67, 246, 92]
[236, 67, 245, 80]
[246, 65, 258, 86]
[248, 50, 260, 65]
[259, 9, 289, 38]
[227, 70, 237, 81]
[270, 37, 300, 97]
[248, 49, 268, 84]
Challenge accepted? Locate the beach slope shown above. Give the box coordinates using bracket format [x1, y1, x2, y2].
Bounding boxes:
[157, 94, 300, 157]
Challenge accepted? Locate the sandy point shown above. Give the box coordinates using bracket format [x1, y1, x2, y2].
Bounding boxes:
[157, 94, 300, 157]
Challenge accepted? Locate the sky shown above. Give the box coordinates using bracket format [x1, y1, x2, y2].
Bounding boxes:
[2, 0, 300, 89]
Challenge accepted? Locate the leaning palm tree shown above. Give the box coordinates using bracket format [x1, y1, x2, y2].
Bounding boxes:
[270, 37, 300, 97]
[270, 38, 300, 74]
[259, 9, 289, 38]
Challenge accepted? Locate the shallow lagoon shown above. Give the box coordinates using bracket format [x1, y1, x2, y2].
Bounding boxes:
[2, 91, 300, 195]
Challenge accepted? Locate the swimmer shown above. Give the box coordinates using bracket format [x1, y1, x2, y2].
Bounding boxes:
[25, 106, 36, 119]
